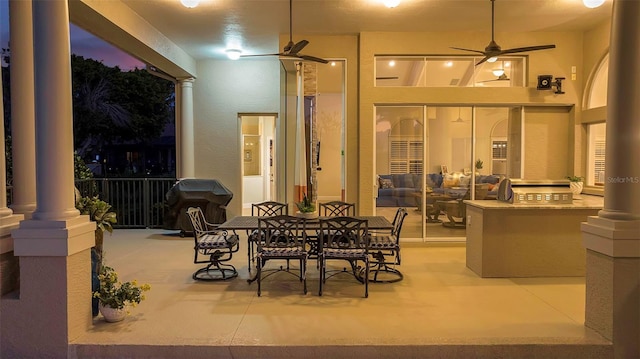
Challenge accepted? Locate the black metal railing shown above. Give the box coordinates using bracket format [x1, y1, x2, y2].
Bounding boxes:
[75, 178, 177, 229]
[7, 178, 177, 229]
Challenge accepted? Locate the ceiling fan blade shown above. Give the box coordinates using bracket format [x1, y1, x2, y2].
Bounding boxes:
[450, 47, 485, 55]
[298, 54, 329, 64]
[240, 53, 285, 58]
[475, 56, 492, 66]
[289, 40, 309, 55]
[500, 44, 556, 55]
[376, 76, 399, 80]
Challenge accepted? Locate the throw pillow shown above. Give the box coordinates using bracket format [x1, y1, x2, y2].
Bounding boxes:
[379, 178, 395, 189]
[442, 174, 459, 188]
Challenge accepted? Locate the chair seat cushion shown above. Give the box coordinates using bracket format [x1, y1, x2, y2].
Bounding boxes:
[258, 246, 306, 257]
[197, 233, 238, 249]
[322, 248, 367, 258]
[369, 235, 398, 249]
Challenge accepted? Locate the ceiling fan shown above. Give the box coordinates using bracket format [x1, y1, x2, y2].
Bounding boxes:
[451, 0, 556, 66]
[480, 61, 510, 82]
[241, 0, 328, 64]
[376, 76, 399, 80]
[452, 107, 468, 123]
[480, 73, 510, 83]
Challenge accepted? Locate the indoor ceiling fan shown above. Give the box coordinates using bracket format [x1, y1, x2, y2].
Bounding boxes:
[241, 0, 328, 64]
[451, 0, 556, 66]
[480, 73, 510, 83]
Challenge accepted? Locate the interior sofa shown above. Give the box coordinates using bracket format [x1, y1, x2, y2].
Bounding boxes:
[377, 173, 500, 207]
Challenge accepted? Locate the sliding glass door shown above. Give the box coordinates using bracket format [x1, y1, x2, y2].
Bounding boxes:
[375, 105, 520, 242]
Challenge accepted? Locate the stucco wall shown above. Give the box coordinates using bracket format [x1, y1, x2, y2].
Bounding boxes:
[193, 59, 281, 217]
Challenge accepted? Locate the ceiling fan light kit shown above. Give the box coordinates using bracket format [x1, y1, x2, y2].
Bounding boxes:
[451, 0, 556, 66]
[226, 49, 242, 60]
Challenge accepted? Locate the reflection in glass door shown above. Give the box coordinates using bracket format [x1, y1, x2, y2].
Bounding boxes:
[375, 106, 425, 240]
[375, 105, 519, 242]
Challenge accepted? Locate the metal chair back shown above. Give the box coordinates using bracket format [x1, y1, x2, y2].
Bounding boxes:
[318, 201, 356, 217]
[252, 201, 289, 216]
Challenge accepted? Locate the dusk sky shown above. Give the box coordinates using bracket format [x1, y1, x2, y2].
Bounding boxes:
[1, 0, 145, 70]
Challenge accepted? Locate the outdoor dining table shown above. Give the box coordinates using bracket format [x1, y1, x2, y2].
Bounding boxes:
[217, 215, 394, 283]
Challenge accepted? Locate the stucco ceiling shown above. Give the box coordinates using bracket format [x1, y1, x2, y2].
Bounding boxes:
[119, 0, 612, 61]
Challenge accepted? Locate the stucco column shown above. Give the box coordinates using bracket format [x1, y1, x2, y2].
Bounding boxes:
[581, 1, 640, 359]
[8, 0, 37, 217]
[178, 78, 195, 179]
[2, 1, 95, 357]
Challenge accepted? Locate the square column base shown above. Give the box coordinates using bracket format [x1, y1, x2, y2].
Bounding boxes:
[582, 216, 640, 359]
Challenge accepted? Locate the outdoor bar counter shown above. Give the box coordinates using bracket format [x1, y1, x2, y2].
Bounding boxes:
[464, 195, 604, 278]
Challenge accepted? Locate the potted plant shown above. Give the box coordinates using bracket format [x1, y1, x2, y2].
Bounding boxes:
[295, 193, 317, 219]
[93, 265, 151, 322]
[75, 195, 117, 316]
[475, 159, 484, 175]
[567, 176, 584, 196]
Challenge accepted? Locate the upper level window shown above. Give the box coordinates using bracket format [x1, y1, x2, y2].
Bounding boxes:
[375, 56, 526, 88]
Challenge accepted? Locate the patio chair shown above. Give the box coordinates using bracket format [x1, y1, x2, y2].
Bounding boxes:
[318, 201, 356, 216]
[368, 207, 407, 283]
[255, 215, 308, 296]
[186, 207, 240, 281]
[318, 217, 370, 298]
[248, 201, 289, 272]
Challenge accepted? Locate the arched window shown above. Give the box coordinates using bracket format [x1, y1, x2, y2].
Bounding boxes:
[586, 54, 609, 109]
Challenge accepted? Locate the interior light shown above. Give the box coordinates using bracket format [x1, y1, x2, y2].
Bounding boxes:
[383, 0, 401, 8]
[180, 0, 200, 8]
[226, 49, 242, 60]
[389, 60, 396, 67]
[492, 68, 505, 77]
[583, 0, 605, 8]
[330, 61, 336, 67]
[487, 57, 498, 63]
[445, 61, 453, 68]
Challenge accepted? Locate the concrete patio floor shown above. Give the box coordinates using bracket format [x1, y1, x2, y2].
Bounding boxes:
[70, 229, 612, 358]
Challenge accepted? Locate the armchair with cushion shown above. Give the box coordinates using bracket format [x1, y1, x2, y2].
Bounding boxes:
[186, 207, 240, 281]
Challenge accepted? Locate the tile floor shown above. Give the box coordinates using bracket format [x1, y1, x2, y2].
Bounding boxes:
[71, 229, 612, 358]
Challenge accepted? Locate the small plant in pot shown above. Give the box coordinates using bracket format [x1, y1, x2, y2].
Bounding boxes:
[567, 176, 584, 196]
[93, 265, 151, 322]
[75, 195, 117, 316]
[295, 193, 317, 219]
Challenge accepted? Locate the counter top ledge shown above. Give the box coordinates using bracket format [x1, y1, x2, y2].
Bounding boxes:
[465, 195, 604, 209]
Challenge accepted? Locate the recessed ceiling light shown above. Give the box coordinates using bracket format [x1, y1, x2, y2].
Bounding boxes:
[330, 61, 336, 67]
[445, 61, 453, 67]
[226, 49, 242, 60]
[389, 60, 396, 67]
[180, 0, 200, 8]
[583, 0, 605, 8]
[383, 0, 401, 8]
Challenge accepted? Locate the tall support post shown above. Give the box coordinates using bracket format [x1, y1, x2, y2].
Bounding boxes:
[581, 1, 640, 358]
